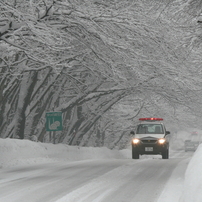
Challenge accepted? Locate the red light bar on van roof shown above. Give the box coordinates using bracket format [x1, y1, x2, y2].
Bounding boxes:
[139, 118, 163, 121]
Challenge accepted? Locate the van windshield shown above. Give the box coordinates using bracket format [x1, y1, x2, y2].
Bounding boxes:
[135, 124, 164, 138]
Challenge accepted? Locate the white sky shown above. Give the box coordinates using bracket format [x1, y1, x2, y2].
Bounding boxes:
[0, 138, 201, 202]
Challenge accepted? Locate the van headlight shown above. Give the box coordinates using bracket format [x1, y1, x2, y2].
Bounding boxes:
[132, 139, 140, 144]
[158, 138, 166, 144]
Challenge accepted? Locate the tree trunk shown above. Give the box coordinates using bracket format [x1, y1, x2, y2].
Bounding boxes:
[13, 71, 38, 139]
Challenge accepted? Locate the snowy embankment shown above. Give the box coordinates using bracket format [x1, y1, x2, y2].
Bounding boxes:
[0, 138, 130, 168]
[1, 138, 202, 201]
[180, 144, 202, 202]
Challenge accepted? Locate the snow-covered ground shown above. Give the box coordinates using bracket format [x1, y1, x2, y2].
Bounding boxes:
[0, 138, 131, 168]
[0, 138, 201, 202]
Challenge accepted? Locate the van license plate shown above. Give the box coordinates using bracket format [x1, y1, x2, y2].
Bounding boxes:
[145, 147, 153, 151]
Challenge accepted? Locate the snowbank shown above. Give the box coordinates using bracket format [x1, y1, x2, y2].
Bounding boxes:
[0, 138, 130, 168]
[180, 144, 202, 202]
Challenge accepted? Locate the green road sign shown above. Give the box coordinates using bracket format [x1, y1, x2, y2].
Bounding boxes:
[46, 112, 63, 131]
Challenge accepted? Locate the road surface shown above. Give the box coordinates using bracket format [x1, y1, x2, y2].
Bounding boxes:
[0, 150, 193, 202]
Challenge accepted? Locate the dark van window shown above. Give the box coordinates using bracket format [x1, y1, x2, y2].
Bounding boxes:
[137, 124, 164, 134]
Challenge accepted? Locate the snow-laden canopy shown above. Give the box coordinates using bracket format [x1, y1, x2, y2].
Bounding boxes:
[1, 0, 202, 148]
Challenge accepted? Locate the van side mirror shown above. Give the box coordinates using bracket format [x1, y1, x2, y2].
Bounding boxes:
[166, 131, 170, 135]
[130, 131, 135, 135]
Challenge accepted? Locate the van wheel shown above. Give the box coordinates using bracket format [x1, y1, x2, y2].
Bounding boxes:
[132, 150, 139, 159]
[162, 149, 169, 159]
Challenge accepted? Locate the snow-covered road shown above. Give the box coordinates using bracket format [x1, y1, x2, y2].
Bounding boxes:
[0, 150, 192, 202]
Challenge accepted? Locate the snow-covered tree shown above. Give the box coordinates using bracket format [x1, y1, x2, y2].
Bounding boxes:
[1, 0, 202, 148]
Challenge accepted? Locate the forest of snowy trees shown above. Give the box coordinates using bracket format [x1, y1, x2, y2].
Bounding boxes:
[1, 0, 202, 149]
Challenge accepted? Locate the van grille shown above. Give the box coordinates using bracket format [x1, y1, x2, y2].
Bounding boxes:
[141, 140, 157, 144]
